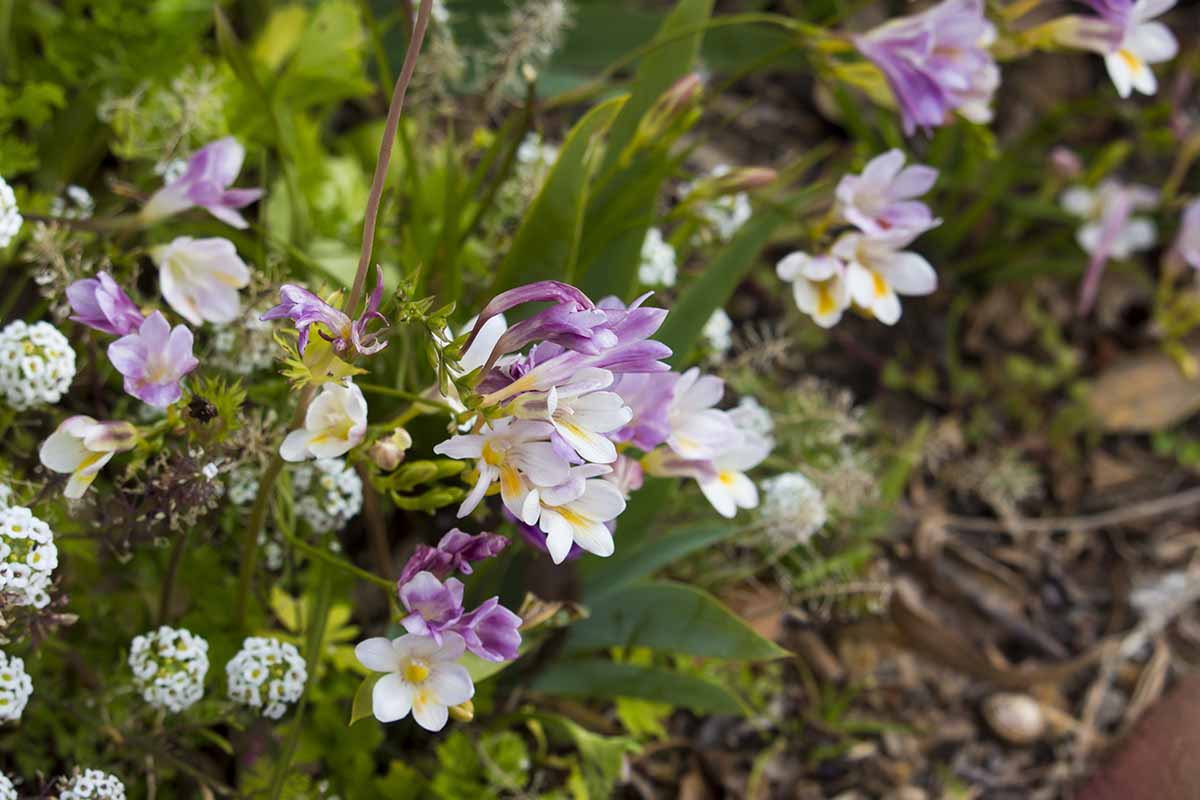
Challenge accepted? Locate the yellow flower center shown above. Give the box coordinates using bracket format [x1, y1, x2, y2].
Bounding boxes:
[403, 660, 431, 684]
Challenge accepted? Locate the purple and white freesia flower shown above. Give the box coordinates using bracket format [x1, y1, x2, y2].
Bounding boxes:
[66, 271, 144, 336]
[152, 236, 251, 326]
[1084, 0, 1179, 98]
[38, 416, 137, 498]
[665, 369, 739, 461]
[140, 137, 263, 229]
[397, 570, 522, 662]
[528, 464, 626, 564]
[776, 252, 851, 329]
[279, 379, 368, 461]
[509, 367, 633, 465]
[261, 267, 389, 357]
[854, 0, 1000, 136]
[832, 231, 938, 326]
[354, 633, 474, 731]
[1061, 180, 1158, 259]
[397, 528, 510, 587]
[836, 150, 940, 240]
[107, 311, 199, 408]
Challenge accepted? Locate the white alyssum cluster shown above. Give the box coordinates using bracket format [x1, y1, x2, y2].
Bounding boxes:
[50, 185, 96, 220]
[0, 321, 76, 410]
[0, 177, 21, 248]
[516, 133, 558, 179]
[731, 395, 775, 443]
[0, 772, 15, 800]
[128, 626, 209, 713]
[702, 309, 733, 362]
[59, 769, 126, 800]
[226, 636, 307, 719]
[293, 458, 363, 534]
[226, 463, 259, 507]
[638, 227, 677, 287]
[211, 303, 277, 374]
[759, 472, 828, 548]
[0, 506, 58, 609]
[685, 166, 751, 243]
[0, 650, 32, 723]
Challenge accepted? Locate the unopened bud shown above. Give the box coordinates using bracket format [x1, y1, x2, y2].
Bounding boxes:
[660, 73, 704, 115]
[1049, 147, 1082, 179]
[368, 428, 413, 472]
[717, 166, 777, 193]
[450, 699, 475, 723]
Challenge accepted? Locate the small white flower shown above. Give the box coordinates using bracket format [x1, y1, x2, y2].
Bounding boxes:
[1103, 0, 1178, 98]
[702, 309, 733, 361]
[152, 236, 251, 326]
[776, 252, 851, 329]
[60, 768, 126, 800]
[39, 416, 137, 499]
[0, 177, 21, 249]
[280, 380, 369, 462]
[355, 632, 474, 732]
[0, 650, 32, 723]
[0, 506, 57, 609]
[128, 626, 209, 713]
[227, 636, 307, 719]
[638, 228, 677, 287]
[759, 472, 827, 547]
[834, 232, 937, 325]
[0, 321, 76, 410]
[666, 368, 739, 461]
[1061, 180, 1158, 258]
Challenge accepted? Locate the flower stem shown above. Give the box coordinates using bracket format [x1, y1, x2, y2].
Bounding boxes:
[345, 0, 435, 314]
[158, 524, 192, 625]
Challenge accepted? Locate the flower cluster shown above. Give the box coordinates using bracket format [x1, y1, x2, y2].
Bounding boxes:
[0, 650, 32, 723]
[226, 636, 307, 719]
[778, 150, 939, 328]
[50, 184, 96, 220]
[0, 177, 20, 249]
[702, 309, 734, 363]
[211, 302, 278, 375]
[292, 458, 363, 534]
[128, 626, 210, 713]
[59, 769, 126, 800]
[0, 772, 14, 800]
[638, 227, 678, 287]
[759, 472, 828, 548]
[0, 506, 58, 609]
[0, 320, 76, 409]
[854, 0, 999, 136]
[357, 530, 519, 732]
[684, 165, 753, 243]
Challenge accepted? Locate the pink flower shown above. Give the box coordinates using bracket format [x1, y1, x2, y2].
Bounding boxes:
[141, 137, 263, 229]
[66, 271, 144, 336]
[107, 312, 199, 408]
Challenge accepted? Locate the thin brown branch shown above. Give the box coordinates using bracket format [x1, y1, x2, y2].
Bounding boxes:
[934, 485, 1200, 534]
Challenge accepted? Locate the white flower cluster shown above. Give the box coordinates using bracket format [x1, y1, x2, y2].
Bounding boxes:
[759, 472, 827, 548]
[60, 769, 126, 800]
[0, 177, 21, 249]
[0, 650, 32, 723]
[0, 484, 11, 509]
[50, 185, 96, 220]
[638, 227, 677, 287]
[293, 458, 363, 534]
[0, 506, 58, 609]
[686, 165, 751, 243]
[516, 133, 558, 181]
[226, 463, 260, 507]
[731, 396, 775, 443]
[0, 321, 76, 410]
[0, 772, 15, 800]
[226, 636, 307, 719]
[702, 309, 733, 362]
[211, 303, 277, 374]
[128, 626, 209, 713]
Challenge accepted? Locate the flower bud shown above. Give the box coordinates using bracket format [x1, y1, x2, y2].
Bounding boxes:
[714, 166, 777, 193]
[368, 428, 413, 471]
[450, 699, 475, 722]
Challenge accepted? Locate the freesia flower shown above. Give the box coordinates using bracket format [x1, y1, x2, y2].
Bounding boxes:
[354, 633, 474, 731]
[107, 312, 199, 408]
[835, 150, 940, 239]
[1062, 180, 1158, 314]
[458, 598, 522, 662]
[398, 572, 466, 645]
[665, 368, 738, 460]
[397, 529, 509, 587]
[532, 465, 626, 564]
[152, 236, 251, 326]
[776, 252, 851, 329]
[141, 137, 263, 229]
[66, 271, 143, 336]
[833, 232, 938, 325]
[261, 267, 388, 357]
[1085, 0, 1179, 98]
[433, 418, 570, 521]
[39, 416, 137, 499]
[510, 368, 632, 464]
[854, 0, 1000, 135]
[697, 429, 773, 519]
[279, 380, 368, 461]
[609, 372, 676, 451]
[1177, 198, 1200, 270]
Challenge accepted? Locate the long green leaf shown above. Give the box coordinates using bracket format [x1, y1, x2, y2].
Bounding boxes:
[582, 521, 738, 601]
[491, 95, 627, 292]
[565, 580, 787, 661]
[531, 659, 748, 715]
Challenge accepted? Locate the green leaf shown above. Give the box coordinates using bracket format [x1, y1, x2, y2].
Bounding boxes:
[531, 659, 748, 715]
[600, 0, 714, 172]
[535, 713, 639, 800]
[564, 581, 787, 661]
[491, 95, 627, 292]
[656, 205, 789, 365]
[581, 521, 738, 601]
[349, 673, 381, 726]
[374, 761, 429, 800]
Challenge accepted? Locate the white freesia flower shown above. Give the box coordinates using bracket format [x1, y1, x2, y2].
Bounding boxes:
[433, 417, 570, 521]
[776, 252, 851, 329]
[666, 368, 739, 460]
[0, 650, 32, 722]
[39, 416, 137, 499]
[833, 232, 937, 325]
[227, 636, 307, 719]
[0, 177, 21, 249]
[355, 632, 474, 732]
[698, 429, 773, 519]
[438, 313, 507, 431]
[152, 236, 251, 326]
[532, 465, 626, 563]
[60, 768, 126, 800]
[1103, 0, 1178, 98]
[280, 380, 368, 462]
[512, 368, 632, 464]
[638, 227, 677, 287]
[1061, 180, 1158, 258]
[835, 149, 940, 240]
